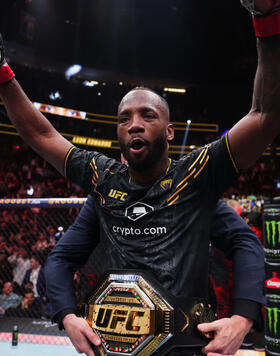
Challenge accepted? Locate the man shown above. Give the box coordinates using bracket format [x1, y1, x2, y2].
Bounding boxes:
[22, 254, 46, 304]
[7, 247, 30, 287]
[45, 196, 264, 354]
[6, 289, 42, 319]
[0, 0, 277, 354]
[0, 249, 12, 285]
[0, 281, 22, 316]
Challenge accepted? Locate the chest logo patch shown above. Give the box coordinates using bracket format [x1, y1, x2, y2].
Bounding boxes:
[160, 178, 173, 190]
[108, 189, 128, 201]
[125, 202, 154, 221]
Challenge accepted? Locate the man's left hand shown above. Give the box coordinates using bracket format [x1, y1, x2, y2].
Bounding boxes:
[198, 315, 253, 354]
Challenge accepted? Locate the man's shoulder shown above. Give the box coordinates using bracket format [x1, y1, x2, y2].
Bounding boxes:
[67, 147, 124, 174]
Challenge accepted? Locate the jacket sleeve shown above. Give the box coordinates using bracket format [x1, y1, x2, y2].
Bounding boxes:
[210, 200, 265, 323]
[45, 194, 100, 323]
[22, 270, 30, 288]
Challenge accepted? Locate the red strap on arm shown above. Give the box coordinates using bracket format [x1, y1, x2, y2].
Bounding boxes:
[253, 10, 280, 38]
[0, 61, 15, 84]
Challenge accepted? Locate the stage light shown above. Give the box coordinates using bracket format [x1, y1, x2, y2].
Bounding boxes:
[49, 91, 62, 101]
[65, 64, 82, 80]
[83, 80, 99, 87]
[180, 118, 191, 158]
[102, 82, 106, 86]
[27, 185, 34, 196]
[119, 81, 123, 86]
[98, 92, 101, 96]
[164, 88, 186, 94]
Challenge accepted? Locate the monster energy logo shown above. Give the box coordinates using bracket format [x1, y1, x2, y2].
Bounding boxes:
[267, 306, 280, 336]
[265, 221, 280, 247]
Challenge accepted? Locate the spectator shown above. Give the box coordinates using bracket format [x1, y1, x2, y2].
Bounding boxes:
[22, 254, 46, 304]
[0, 281, 22, 316]
[6, 289, 42, 318]
[32, 232, 48, 251]
[8, 247, 30, 287]
[0, 250, 12, 285]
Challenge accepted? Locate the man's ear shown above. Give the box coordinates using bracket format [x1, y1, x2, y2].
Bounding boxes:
[167, 124, 174, 141]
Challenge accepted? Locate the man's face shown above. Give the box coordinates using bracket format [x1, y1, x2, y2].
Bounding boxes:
[30, 258, 39, 269]
[24, 292, 35, 305]
[2, 282, 13, 295]
[19, 248, 27, 259]
[117, 90, 174, 172]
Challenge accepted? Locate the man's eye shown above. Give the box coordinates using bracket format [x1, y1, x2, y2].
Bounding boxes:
[119, 117, 129, 123]
[145, 114, 155, 119]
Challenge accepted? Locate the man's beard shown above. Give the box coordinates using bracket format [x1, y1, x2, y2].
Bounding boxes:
[119, 134, 167, 172]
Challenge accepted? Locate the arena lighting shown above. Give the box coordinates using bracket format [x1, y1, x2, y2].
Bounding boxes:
[65, 64, 82, 80]
[180, 119, 192, 158]
[26, 185, 34, 196]
[33, 102, 86, 119]
[164, 87, 186, 94]
[83, 80, 99, 87]
[119, 81, 123, 86]
[98, 92, 102, 96]
[49, 91, 62, 101]
[102, 82, 106, 86]
[189, 145, 195, 149]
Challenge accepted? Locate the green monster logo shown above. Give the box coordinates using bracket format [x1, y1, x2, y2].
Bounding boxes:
[265, 221, 280, 247]
[267, 307, 280, 336]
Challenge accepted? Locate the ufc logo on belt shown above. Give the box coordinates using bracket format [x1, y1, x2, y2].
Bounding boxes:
[92, 305, 153, 335]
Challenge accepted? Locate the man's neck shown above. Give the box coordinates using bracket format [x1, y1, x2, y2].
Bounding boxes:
[129, 156, 170, 185]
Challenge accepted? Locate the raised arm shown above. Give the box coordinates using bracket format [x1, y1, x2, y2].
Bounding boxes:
[229, 0, 280, 169]
[0, 36, 72, 175]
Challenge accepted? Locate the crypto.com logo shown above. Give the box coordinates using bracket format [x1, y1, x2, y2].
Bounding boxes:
[125, 202, 154, 221]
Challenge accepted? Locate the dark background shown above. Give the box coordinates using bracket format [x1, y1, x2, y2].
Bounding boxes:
[0, 0, 257, 83]
[0, 0, 261, 142]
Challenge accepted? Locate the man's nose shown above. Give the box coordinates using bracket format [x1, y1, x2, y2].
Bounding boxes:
[128, 115, 145, 134]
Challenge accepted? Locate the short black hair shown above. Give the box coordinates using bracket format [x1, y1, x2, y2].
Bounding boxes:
[119, 86, 170, 120]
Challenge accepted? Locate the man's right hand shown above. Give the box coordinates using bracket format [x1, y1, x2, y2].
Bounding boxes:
[63, 314, 101, 356]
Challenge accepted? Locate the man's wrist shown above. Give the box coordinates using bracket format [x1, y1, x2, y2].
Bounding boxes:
[231, 298, 263, 330]
[231, 314, 253, 327]
[54, 308, 77, 330]
[63, 313, 77, 325]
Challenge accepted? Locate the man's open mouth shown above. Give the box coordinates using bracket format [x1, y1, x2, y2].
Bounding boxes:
[129, 138, 147, 154]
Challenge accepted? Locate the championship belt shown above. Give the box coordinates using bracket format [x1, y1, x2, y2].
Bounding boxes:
[83, 270, 215, 356]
